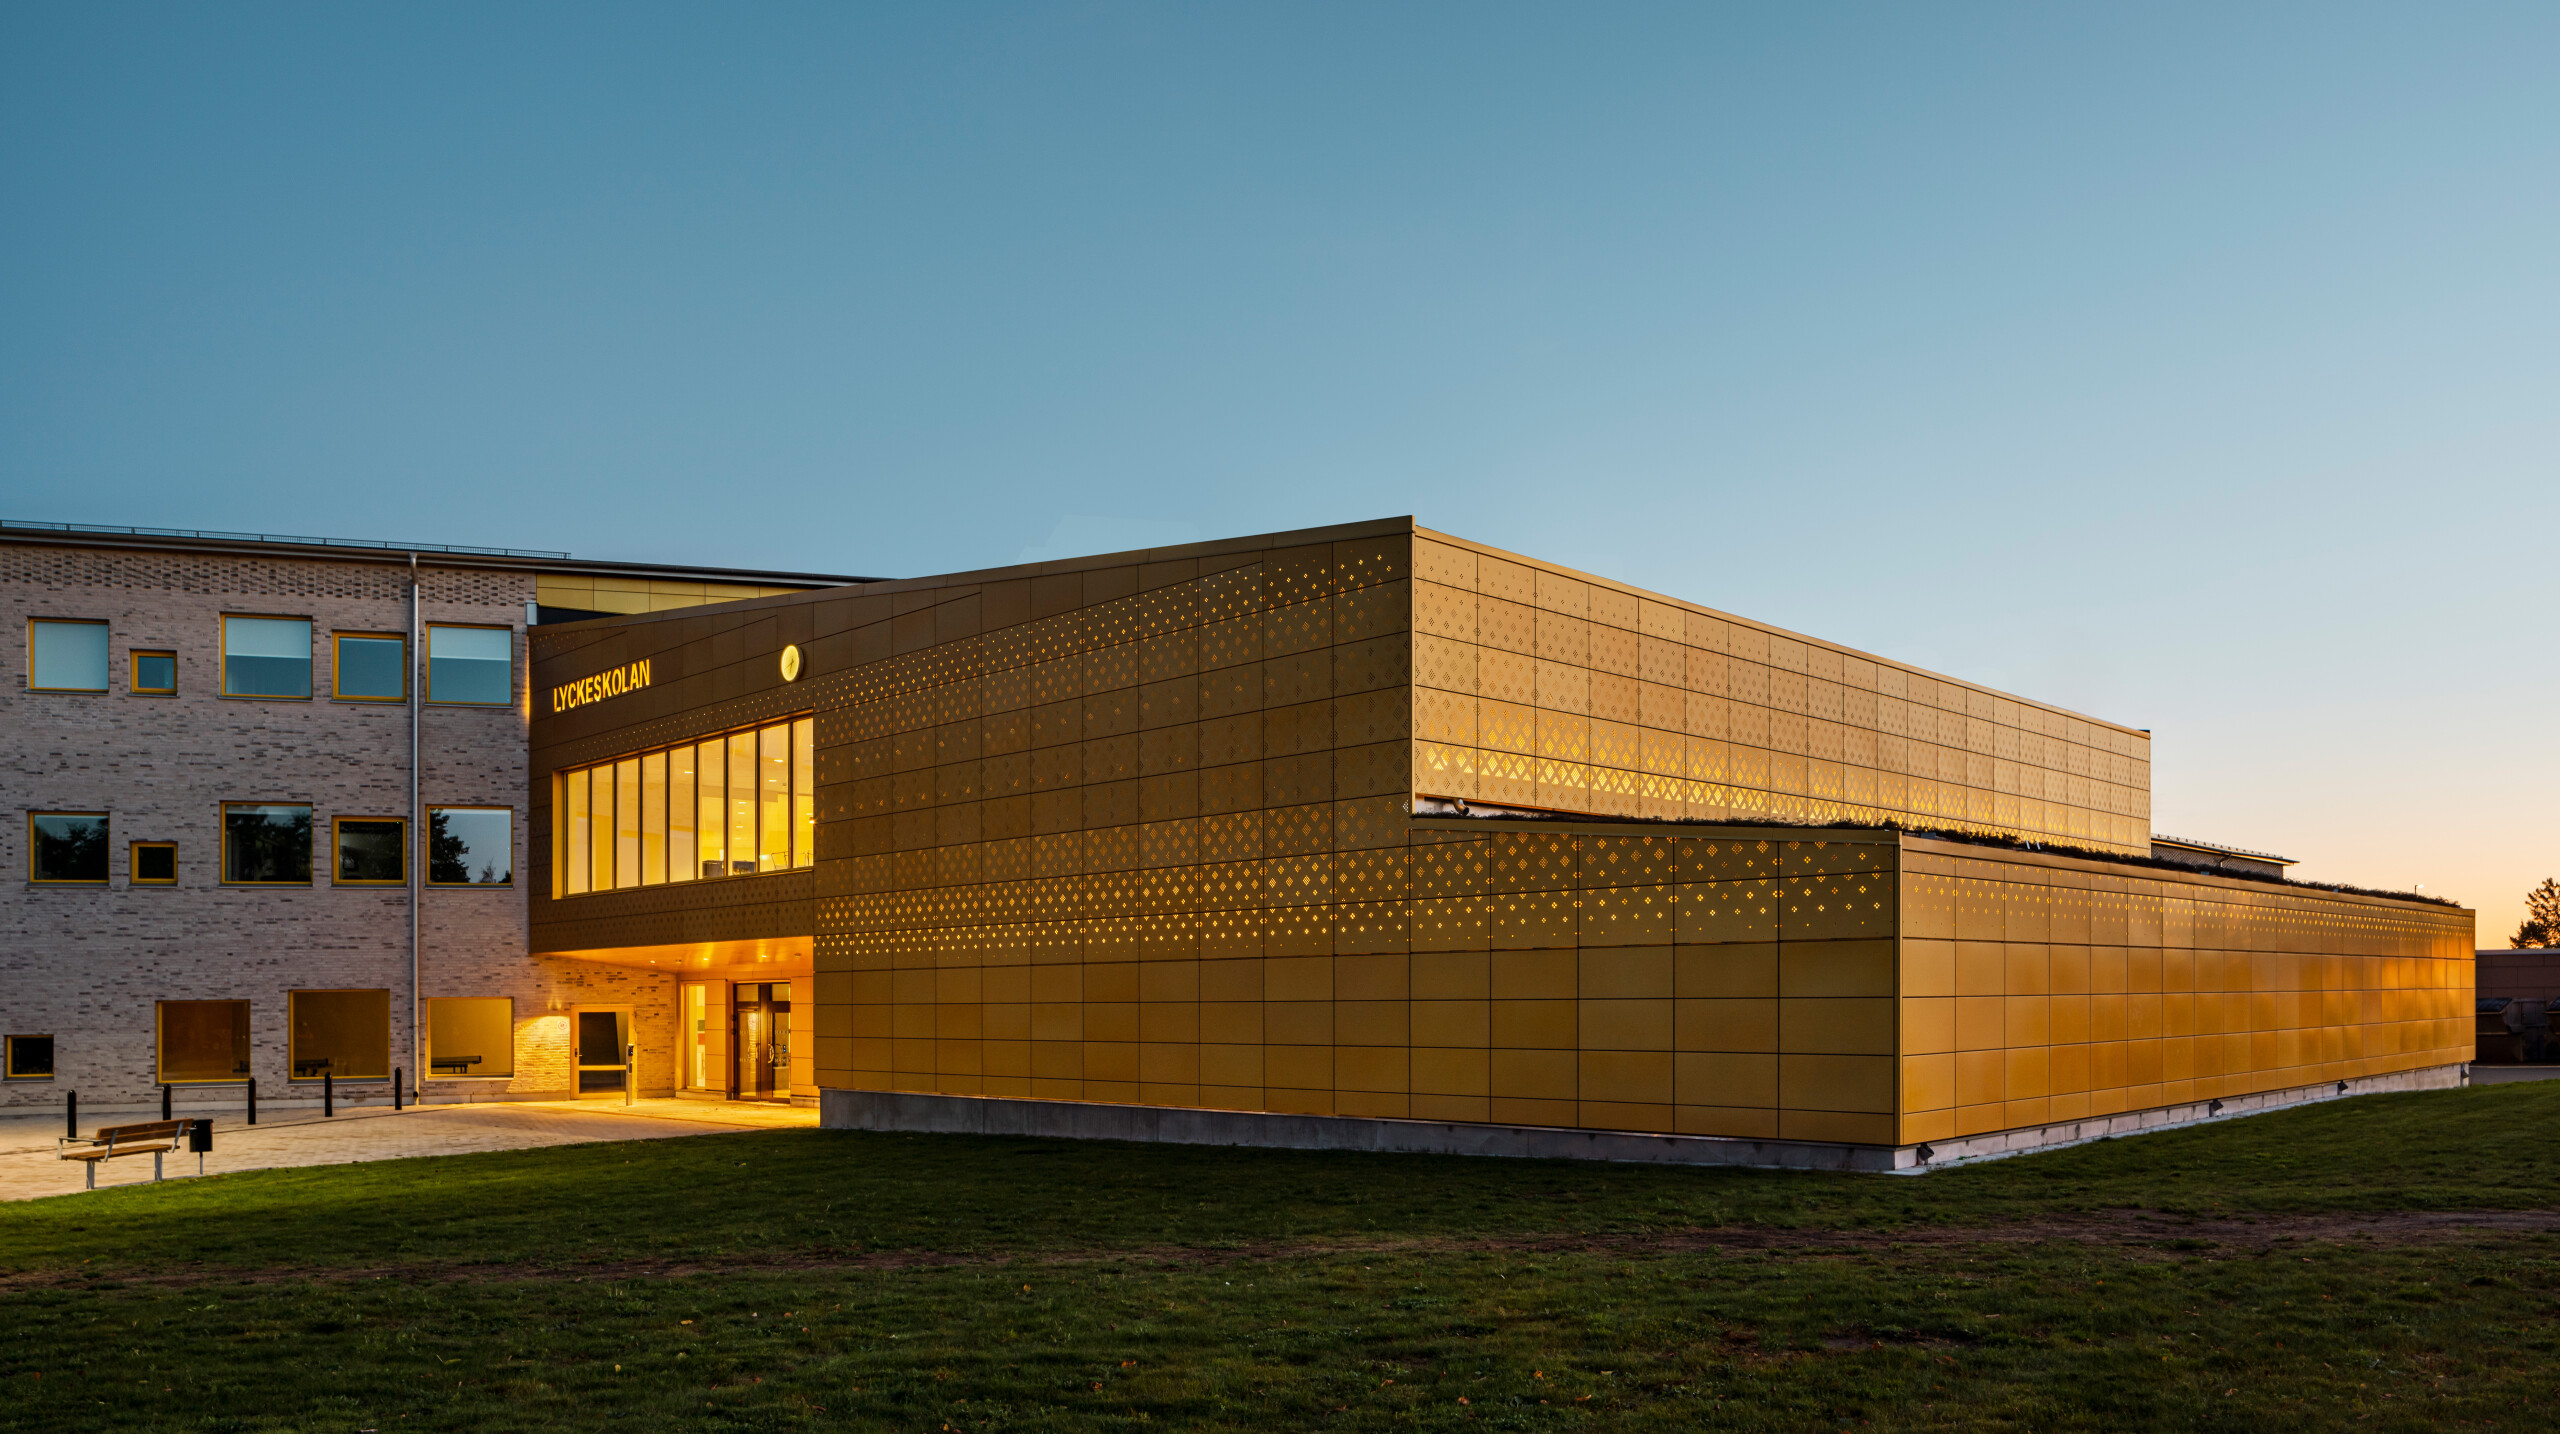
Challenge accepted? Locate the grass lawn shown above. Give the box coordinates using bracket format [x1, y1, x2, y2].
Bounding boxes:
[4, 1080, 2557, 1431]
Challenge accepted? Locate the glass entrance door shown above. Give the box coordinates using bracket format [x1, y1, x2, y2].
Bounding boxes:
[733, 983, 791, 1101]
[575, 1009, 631, 1094]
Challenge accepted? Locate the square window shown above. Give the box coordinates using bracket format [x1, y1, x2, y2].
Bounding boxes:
[131, 649, 177, 695]
[131, 841, 177, 885]
[157, 1000, 251, 1083]
[29, 813, 109, 883]
[427, 997, 515, 1079]
[224, 804, 313, 884]
[429, 807, 513, 885]
[222, 616, 313, 698]
[333, 633, 406, 701]
[334, 818, 407, 884]
[428, 624, 513, 705]
[289, 989, 389, 1080]
[4, 1034, 53, 1080]
[29, 619, 109, 692]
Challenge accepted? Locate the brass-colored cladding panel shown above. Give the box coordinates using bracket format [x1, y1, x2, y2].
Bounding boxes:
[1892, 836, 2473, 1146]
[1411, 526, 2154, 854]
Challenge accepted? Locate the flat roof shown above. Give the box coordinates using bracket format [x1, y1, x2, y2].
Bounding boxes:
[0, 517, 878, 587]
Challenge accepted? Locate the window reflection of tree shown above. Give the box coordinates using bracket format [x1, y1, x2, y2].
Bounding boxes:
[227, 808, 312, 882]
[429, 810, 512, 885]
[35, 816, 109, 881]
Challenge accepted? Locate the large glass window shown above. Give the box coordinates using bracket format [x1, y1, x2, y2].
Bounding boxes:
[131, 649, 176, 695]
[552, 717, 814, 898]
[641, 751, 667, 886]
[29, 813, 109, 884]
[563, 770, 592, 895]
[614, 758, 642, 890]
[224, 803, 313, 884]
[427, 997, 514, 1079]
[428, 807, 513, 886]
[758, 724, 789, 873]
[792, 716, 815, 870]
[28, 619, 109, 692]
[695, 738, 726, 878]
[288, 989, 389, 1080]
[669, 745, 697, 886]
[726, 730, 756, 873]
[427, 624, 513, 705]
[333, 633, 406, 701]
[333, 817, 406, 884]
[158, 1000, 251, 1083]
[222, 616, 313, 698]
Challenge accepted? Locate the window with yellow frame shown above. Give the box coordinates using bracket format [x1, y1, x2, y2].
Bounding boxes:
[222, 803, 312, 884]
[29, 813, 109, 884]
[130, 840, 177, 885]
[130, 648, 177, 696]
[220, 615, 313, 699]
[332, 816, 407, 885]
[27, 618, 109, 692]
[331, 632, 406, 701]
[426, 623, 513, 705]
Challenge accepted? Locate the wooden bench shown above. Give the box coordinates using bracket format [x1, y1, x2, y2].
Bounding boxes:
[58, 1120, 193, 1189]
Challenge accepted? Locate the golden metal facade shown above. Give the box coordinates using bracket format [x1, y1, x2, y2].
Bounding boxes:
[523, 518, 2470, 1147]
[1895, 840, 2473, 1145]
[1410, 528, 2152, 853]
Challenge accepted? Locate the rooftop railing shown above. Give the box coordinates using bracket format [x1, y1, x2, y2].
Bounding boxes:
[0, 518, 570, 560]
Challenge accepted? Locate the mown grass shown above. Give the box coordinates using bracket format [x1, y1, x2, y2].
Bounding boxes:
[3, 1081, 2557, 1431]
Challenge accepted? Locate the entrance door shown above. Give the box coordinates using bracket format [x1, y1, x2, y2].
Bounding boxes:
[575, 1009, 631, 1095]
[733, 983, 791, 1101]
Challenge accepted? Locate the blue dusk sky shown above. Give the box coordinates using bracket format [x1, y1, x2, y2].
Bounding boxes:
[3, 4, 2553, 938]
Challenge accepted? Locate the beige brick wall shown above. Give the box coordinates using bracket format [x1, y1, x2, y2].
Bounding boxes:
[0, 541, 674, 1107]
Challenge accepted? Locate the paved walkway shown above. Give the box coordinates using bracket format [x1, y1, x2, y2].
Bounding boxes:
[2471, 1064, 2560, 1084]
[0, 1098, 817, 1202]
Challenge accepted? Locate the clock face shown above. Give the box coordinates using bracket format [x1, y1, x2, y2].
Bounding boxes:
[779, 644, 802, 682]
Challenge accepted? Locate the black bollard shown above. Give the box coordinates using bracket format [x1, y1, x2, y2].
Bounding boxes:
[394, 1067, 404, 1111]
[66, 1090, 77, 1140]
[246, 1077, 257, 1126]
[162, 1083, 172, 1121]
[323, 1071, 334, 1117]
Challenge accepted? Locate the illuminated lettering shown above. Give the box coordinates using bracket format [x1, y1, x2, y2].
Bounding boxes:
[550, 658, 651, 714]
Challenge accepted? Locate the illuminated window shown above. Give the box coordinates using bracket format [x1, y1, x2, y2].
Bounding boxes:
[131, 649, 176, 696]
[792, 717, 814, 870]
[333, 633, 406, 701]
[288, 989, 389, 1080]
[427, 624, 513, 705]
[552, 716, 814, 898]
[427, 997, 514, 1079]
[29, 813, 109, 884]
[223, 803, 313, 884]
[222, 616, 313, 698]
[158, 1000, 251, 1083]
[131, 841, 177, 885]
[28, 619, 109, 692]
[427, 807, 512, 886]
[4, 1034, 54, 1080]
[333, 817, 407, 884]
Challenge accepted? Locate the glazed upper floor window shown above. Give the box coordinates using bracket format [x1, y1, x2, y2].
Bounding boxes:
[555, 716, 813, 897]
[427, 624, 513, 705]
[333, 633, 406, 701]
[222, 616, 313, 699]
[28, 619, 109, 692]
